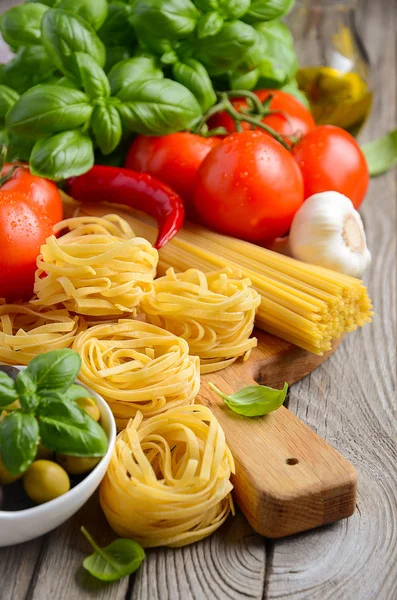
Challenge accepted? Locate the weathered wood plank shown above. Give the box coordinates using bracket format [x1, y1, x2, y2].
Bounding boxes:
[265, 0, 397, 598]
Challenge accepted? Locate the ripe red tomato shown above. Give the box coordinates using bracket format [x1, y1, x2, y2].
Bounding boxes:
[0, 165, 63, 301]
[292, 125, 369, 209]
[125, 133, 219, 217]
[208, 90, 315, 142]
[193, 131, 304, 244]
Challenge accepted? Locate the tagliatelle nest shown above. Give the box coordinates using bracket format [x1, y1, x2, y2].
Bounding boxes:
[33, 214, 158, 317]
[72, 320, 200, 428]
[100, 405, 235, 547]
[0, 301, 85, 365]
[141, 267, 260, 373]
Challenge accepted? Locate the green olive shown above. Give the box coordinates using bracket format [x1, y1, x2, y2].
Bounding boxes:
[56, 453, 101, 475]
[75, 396, 101, 422]
[0, 455, 20, 485]
[23, 460, 70, 504]
[36, 443, 53, 461]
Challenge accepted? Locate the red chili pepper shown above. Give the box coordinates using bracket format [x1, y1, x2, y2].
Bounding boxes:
[67, 165, 185, 249]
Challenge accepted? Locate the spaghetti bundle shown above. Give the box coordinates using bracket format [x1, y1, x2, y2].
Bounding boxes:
[141, 267, 260, 373]
[33, 214, 158, 317]
[0, 302, 85, 365]
[73, 320, 200, 428]
[100, 405, 235, 547]
[121, 215, 373, 355]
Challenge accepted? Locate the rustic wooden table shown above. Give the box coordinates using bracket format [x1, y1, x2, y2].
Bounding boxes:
[0, 0, 396, 598]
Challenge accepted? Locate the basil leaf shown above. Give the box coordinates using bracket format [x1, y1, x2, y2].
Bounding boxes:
[38, 396, 108, 457]
[229, 68, 259, 91]
[56, 0, 108, 31]
[25, 349, 81, 392]
[194, 0, 219, 10]
[15, 370, 40, 412]
[97, 2, 134, 47]
[52, 75, 81, 89]
[6, 85, 93, 138]
[172, 59, 216, 112]
[81, 527, 145, 582]
[235, 27, 267, 72]
[108, 56, 163, 96]
[209, 382, 288, 417]
[194, 21, 256, 75]
[0, 85, 19, 125]
[281, 79, 310, 109]
[0, 372, 18, 408]
[91, 104, 122, 155]
[64, 383, 93, 402]
[72, 52, 110, 99]
[104, 46, 132, 73]
[41, 9, 106, 79]
[217, 0, 251, 19]
[243, 0, 295, 23]
[196, 12, 224, 39]
[2, 45, 58, 94]
[30, 129, 94, 179]
[0, 412, 39, 476]
[0, 3, 49, 49]
[361, 130, 397, 177]
[1, 131, 35, 162]
[116, 78, 202, 135]
[131, 0, 199, 39]
[255, 20, 298, 87]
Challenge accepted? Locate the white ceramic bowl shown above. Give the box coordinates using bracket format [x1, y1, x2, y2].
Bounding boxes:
[0, 372, 116, 547]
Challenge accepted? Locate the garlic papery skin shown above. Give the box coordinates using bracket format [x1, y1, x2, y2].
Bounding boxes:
[289, 191, 371, 277]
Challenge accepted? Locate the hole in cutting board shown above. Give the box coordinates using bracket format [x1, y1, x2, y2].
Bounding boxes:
[285, 457, 299, 465]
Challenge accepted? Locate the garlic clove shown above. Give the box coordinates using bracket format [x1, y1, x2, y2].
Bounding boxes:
[289, 191, 371, 277]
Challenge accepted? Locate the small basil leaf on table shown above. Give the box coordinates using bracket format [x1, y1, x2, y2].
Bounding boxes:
[0, 412, 39, 476]
[196, 12, 224, 39]
[15, 370, 40, 412]
[243, 0, 295, 23]
[0, 3, 49, 49]
[41, 9, 106, 79]
[81, 527, 145, 582]
[64, 384, 94, 402]
[362, 130, 397, 176]
[25, 348, 81, 392]
[72, 52, 110, 99]
[0, 85, 19, 124]
[56, 0, 108, 31]
[30, 129, 94, 180]
[2, 45, 58, 95]
[0, 372, 18, 408]
[37, 395, 108, 457]
[91, 104, 122, 155]
[5, 85, 93, 138]
[209, 382, 288, 417]
[108, 57, 164, 96]
[97, 2, 135, 47]
[130, 0, 199, 39]
[116, 78, 202, 135]
[194, 21, 256, 75]
[172, 59, 216, 112]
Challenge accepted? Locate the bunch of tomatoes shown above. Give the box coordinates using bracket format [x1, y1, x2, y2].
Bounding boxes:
[127, 90, 369, 245]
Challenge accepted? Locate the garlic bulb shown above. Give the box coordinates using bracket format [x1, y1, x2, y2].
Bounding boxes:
[289, 192, 371, 277]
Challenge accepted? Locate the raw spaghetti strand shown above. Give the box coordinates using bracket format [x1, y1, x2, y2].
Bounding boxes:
[33, 214, 158, 317]
[141, 267, 260, 373]
[100, 405, 235, 547]
[72, 320, 200, 428]
[0, 302, 85, 365]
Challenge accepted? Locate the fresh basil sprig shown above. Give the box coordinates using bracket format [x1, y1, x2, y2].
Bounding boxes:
[0, 349, 108, 476]
[81, 527, 145, 582]
[209, 381, 288, 417]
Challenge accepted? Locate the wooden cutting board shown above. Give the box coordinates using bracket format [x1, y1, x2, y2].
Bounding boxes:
[62, 198, 357, 538]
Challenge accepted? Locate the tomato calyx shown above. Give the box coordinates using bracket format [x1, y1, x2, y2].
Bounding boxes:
[195, 90, 291, 150]
[0, 145, 24, 188]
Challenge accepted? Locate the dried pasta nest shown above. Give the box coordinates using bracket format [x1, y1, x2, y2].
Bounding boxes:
[0, 301, 85, 365]
[100, 405, 235, 547]
[33, 214, 158, 317]
[72, 320, 200, 428]
[141, 267, 260, 373]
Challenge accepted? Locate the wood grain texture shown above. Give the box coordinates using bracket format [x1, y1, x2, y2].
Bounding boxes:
[0, 0, 395, 598]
